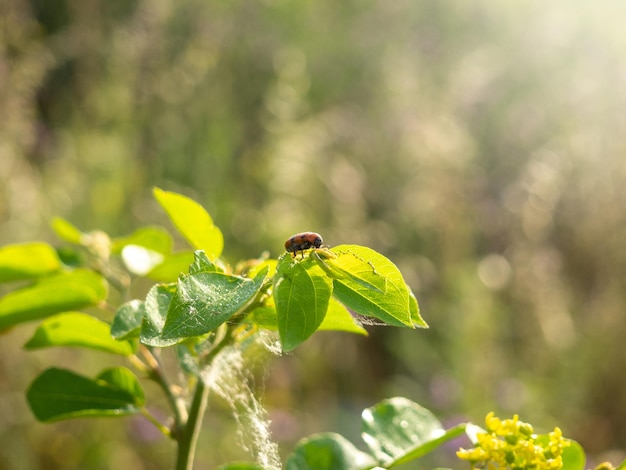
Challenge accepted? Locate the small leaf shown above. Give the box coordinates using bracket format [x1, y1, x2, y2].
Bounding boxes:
[24, 312, 135, 355]
[320, 245, 413, 328]
[27, 367, 144, 422]
[140, 284, 179, 347]
[153, 188, 224, 259]
[55, 246, 85, 267]
[535, 435, 585, 470]
[162, 268, 268, 340]
[111, 300, 145, 340]
[0, 242, 61, 282]
[361, 397, 445, 466]
[0, 269, 108, 330]
[286, 432, 376, 470]
[147, 251, 196, 282]
[274, 255, 333, 351]
[51, 217, 83, 244]
[111, 226, 173, 254]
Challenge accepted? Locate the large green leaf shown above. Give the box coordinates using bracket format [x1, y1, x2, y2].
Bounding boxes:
[161, 268, 268, 340]
[153, 188, 223, 259]
[111, 299, 145, 340]
[27, 367, 144, 422]
[0, 242, 61, 282]
[24, 312, 135, 355]
[274, 254, 333, 351]
[318, 245, 414, 328]
[140, 283, 179, 347]
[286, 433, 376, 470]
[361, 397, 446, 467]
[0, 269, 108, 330]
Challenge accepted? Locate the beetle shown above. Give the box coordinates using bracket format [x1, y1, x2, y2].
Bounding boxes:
[285, 232, 323, 258]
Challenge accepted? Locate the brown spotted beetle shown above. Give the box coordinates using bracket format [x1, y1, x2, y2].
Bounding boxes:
[285, 232, 323, 258]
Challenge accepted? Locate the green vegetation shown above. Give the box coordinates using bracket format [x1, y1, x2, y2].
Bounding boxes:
[0, 190, 608, 470]
[2, 1, 626, 468]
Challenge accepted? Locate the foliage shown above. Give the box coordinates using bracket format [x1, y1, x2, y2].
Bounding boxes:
[1, 189, 622, 469]
[3, 1, 626, 465]
[0, 189, 428, 469]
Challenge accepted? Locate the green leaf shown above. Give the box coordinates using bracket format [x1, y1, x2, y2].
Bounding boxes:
[140, 283, 179, 347]
[615, 459, 626, 470]
[535, 435, 585, 470]
[51, 217, 83, 244]
[274, 254, 333, 351]
[111, 226, 173, 254]
[146, 251, 196, 282]
[111, 300, 145, 340]
[319, 245, 413, 328]
[247, 298, 368, 337]
[188, 250, 223, 274]
[161, 268, 268, 340]
[318, 297, 368, 335]
[55, 246, 85, 267]
[97, 367, 145, 406]
[390, 424, 466, 467]
[214, 464, 264, 470]
[0, 269, 108, 330]
[247, 259, 277, 279]
[0, 242, 61, 282]
[153, 188, 224, 259]
[24, 312, 135, 355]
[286, 432, 376, 470]
[409, 290, 428, 328]
[561, 441, 585, 470]
[27, 367, 144, 422]
[244, 306, 278, 330]
[361, 397, 446, 467]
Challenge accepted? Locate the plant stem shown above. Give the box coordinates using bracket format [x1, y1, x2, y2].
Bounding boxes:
[175, 379, 210, 470]
[175, 325, 233, 469]
[140, 346, 188, 432]
[141, 408, 172, 437]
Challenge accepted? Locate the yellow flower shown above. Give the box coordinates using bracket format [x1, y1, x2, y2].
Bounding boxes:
[457, 413, 571, 470]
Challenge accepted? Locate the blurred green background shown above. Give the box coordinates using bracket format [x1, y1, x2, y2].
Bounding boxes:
[2, 0, 626, 468]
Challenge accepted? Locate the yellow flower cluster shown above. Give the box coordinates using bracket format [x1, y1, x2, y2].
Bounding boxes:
[457, 412, 571, 470]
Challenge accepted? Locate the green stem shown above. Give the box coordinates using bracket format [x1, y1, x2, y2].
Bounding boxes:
[141, 346, 187, 433]
[175, 379, 210, 470]
[175, 324, 234, 469]
[141, 408, 172, 437]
